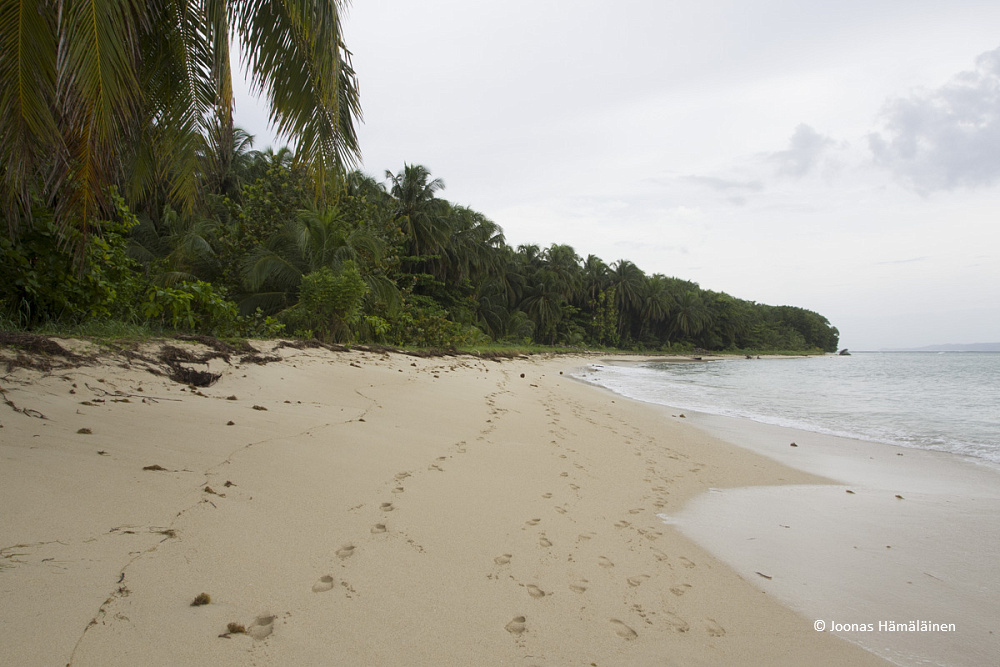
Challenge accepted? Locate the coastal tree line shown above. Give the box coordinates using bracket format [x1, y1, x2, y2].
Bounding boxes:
[0, 1, 838, 353]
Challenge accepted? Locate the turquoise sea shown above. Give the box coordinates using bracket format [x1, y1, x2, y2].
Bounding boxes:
[574, 352, 1000, 466]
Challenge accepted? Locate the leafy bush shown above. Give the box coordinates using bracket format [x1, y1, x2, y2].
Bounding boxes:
[142, 281, 237, 333]
[141, 281, 284, 338]
[0, 194, 146, 325]
[280, 263, 368, 342]
[388, 295, 487, 348]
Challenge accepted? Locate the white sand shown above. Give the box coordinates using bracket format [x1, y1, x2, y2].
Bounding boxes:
[0, 340, 887, 666]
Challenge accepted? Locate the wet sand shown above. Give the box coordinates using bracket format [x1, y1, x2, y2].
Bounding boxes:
[674, 413, 1000, 667]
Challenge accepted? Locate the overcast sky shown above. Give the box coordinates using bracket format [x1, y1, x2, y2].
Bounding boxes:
[234, 0, 1000, 350]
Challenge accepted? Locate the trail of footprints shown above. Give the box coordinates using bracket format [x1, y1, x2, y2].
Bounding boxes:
[492, 460, 726, 645]
[303, 431, 479, 624]
[496, 516, 724, 643]
[304, 377, 726, 649]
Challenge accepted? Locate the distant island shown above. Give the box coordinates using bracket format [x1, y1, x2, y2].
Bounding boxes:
[885, 343, 1000, 352]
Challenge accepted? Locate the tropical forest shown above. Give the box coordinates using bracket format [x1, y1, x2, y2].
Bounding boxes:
[0, 1, 839, 354]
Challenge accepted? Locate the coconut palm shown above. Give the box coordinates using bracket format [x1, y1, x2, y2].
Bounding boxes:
[129, 204, 223, 285]
[671, 290, 709, 339]
[385, 164, 450, 259]
[1, 0, 361, 239]
[241, 203, 392, 315]
[609, 259, 646, 342]
[638, 274, 673, 340]
[199, 120, 261, 202]
[442, 205, 505, 284]
[581, 254, 610, 304]
[541, 244, 582, 302]
[521, 274, 564, 344]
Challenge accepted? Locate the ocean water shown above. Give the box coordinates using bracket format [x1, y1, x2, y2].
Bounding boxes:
[573, 352, 1000, 466]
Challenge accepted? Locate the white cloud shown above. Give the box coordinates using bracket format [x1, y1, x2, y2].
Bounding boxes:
[869, 45, 1000, 192]
[680, 176, 765, 193]
[768, 124, 835, 178]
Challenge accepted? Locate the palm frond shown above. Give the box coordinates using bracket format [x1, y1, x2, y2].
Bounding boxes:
[238, 289, 290, 316]
[0, 0, 58, 229]
[243, 249, 303, 293]
[57, 0, 144, 233]
[236, 0, 362, 184]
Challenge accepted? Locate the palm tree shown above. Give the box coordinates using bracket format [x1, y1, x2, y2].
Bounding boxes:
[521, 274, 563, 344]
[671, 290, 708, 340]
[639, 274, 672, 340]
[541, 244, 582, 302]
[1, 0, 361, 242]
[385, 164, 450, 259]
[129, 204, 223, 285]
[581, 254, 610, 304]
[443, 205, 504, 284]
[609, 259, 646, 342]
[241, 203, 392, 315]
[199, 120, 261, 202]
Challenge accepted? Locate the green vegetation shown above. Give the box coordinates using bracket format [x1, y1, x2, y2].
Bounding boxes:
[0, 5, 838, 354]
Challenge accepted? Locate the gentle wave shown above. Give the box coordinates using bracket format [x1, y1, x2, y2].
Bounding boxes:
[573, 353, 1000, 465]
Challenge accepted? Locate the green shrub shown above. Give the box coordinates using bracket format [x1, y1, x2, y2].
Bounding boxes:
[280, 263, 368, 342]
[387, 295, 487, 348]
[142, 281, 235, 333]
[0, 193, 146, 325]
[141, 281, 282, 338]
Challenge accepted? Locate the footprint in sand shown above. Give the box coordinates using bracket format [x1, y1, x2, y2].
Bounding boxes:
[395, 472, 410, 481]
[525, 584, 546, 598]
[610, 619, 638, 639]
[664, 612, 690, 633]
[494, 554, 512, 565]
[505, 616, 527, 635]
[670, 584, 692, 596]
[569, 582, 588, 594]
[627, 575, 650, 587]
[312, 575, 336, 593]
[428, 464, 443, 472]
[541, 493, 553, 499]
[381, 502, 394, 512]
[391, 487, 405, 494]
[559, 472, 569, 477]
[248, 614, 276, 640]
[539, 536, 553, 548]
[336, 545, 356, 559]
[704, 618, 726, 637]
[679, 556, 696, 569]
[598, 556, 615, 568]
[577, 532, 595, 541]
[371, 524, 387, 534]
[569, 484, 580, 491]
[614, 520, 631, 529]
[525, 518, 541, 526]
[554, 506, 567, 514]
[628, 508, 643, 515]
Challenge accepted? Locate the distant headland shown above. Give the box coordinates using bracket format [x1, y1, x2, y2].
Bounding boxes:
[884, 343, 1000, 352]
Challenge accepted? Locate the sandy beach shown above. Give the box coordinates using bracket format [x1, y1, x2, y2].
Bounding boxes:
[0, 339, 888, 666]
